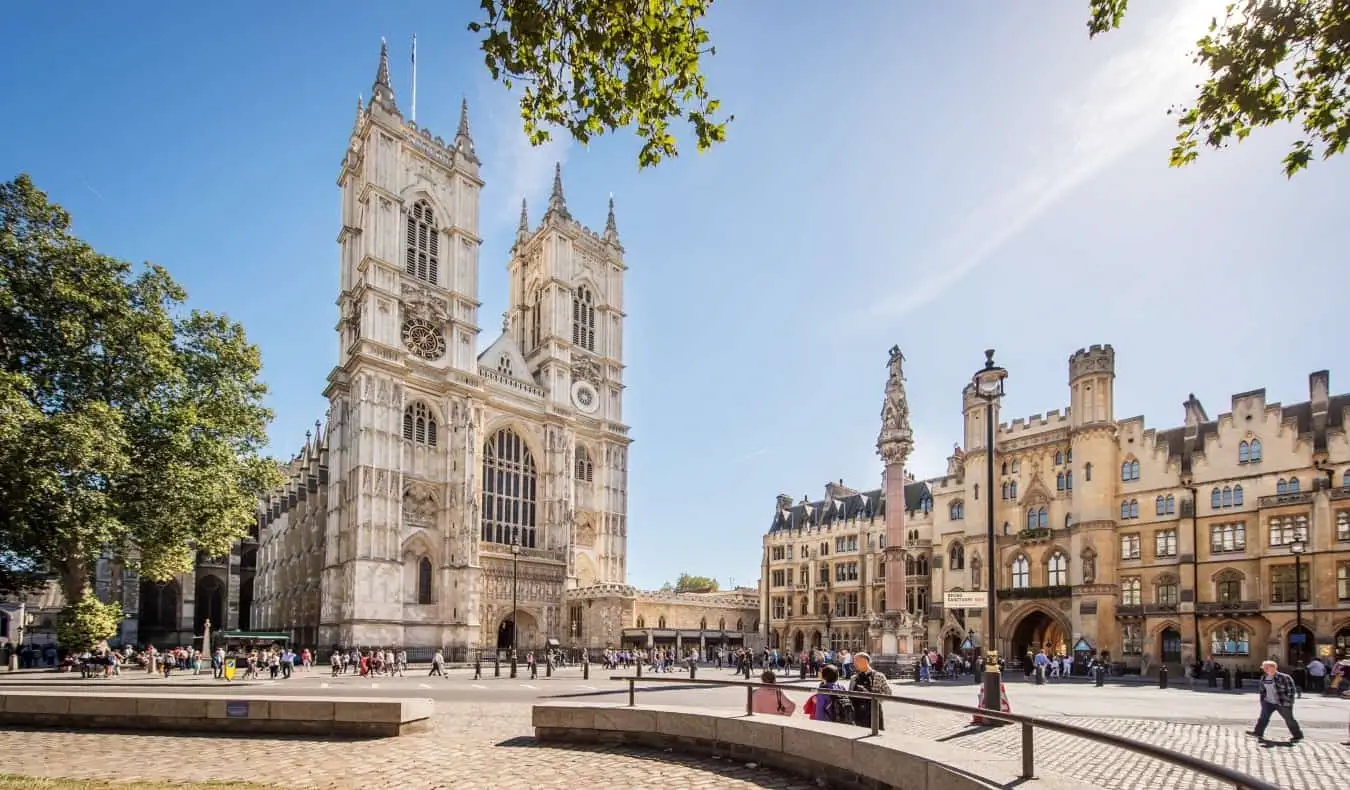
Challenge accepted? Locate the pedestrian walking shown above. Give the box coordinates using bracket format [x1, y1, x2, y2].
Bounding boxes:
[1247, 660, 1304, 743]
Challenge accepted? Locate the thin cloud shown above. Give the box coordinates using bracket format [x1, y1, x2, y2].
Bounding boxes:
[733, 447, 770, 464]
[869, 0, 1225, 320]
[83, 181, 104, 201]
[475, 79, 571, 231]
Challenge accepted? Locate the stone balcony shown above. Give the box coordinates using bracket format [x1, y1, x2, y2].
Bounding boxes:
[1258, 491, 1313, 508]
[995, 585, 1073, 601]
[1195, 600, 1260, 617]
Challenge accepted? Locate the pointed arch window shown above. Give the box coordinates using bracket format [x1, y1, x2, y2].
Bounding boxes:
[1057, 472, 1065, 491]
[949, 542, 965, 571]
[970, 554, 982, 590]
[1054, 451, 1063, 465]
[1288, 477, 1300, 493]
[1047, 551, 1068, 586]
[1238, 440, 1251, 464]
[417, 556, 433, 604]
[404, 200, 439, 284]
[1232, 485, 1244, 506]
[1084, 462, 1093, 482]
[481, 428, 539, 547]
[528, 287, 543, 350]
[1249, 440, 1263, 462]
[1065, 470, 1072, 491]
[1222, 485, 1233, 507]
[1155, 495, 1166, 516]
[403, 402, 438, 446]
[574, 446, 594, 482]
[1211, 623, 1250, 656]
[1121, 577, 1142, 605]
[1211, 487, 1222, 509]
[1165, 494, 1175, 514]
[636, 616, 646, 628]
[1120, 459, 1140, 481]
[572, 285, 596, 351]
[950, 500, 964, 520]
[1011, 555, 1030, 589]
[658, 616, 667, 629]
[1277, 478, 1287, 495]
[905, 554, 916, 575]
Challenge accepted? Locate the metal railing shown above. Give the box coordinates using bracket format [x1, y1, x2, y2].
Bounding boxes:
[608, 675, 1277, 790]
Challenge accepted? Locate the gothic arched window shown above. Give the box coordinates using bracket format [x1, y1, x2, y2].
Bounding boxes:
[574, 445, 594, 482]
[417, 556, 433, 604]
[402, 402, 438, 446]
[405, 200, 439, 284]
[481, 428, 538, 547]
[528, 286, 543, 350]
[572, 285, 596, 352]
[949, 542, 965, 571]
[1047, 551, 1068, 586]
[1011, 555, 1030, 589]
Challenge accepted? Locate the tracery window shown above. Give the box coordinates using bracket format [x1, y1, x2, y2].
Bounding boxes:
[528, 287, 543, 350]
[949, 543, 965, 571]
[1120, 577, 1142, 605]
[574, 445, 594, 482]
[481, 428, 538, 547]
[572, 286, 596, 351]
[417, 557, 433, 604]
[1211, 624, 1250, 656]
[402, 402, 438, 446]
[1047, 551, 1068, 586]
[405, 200, 439, 284]
[1011, 555, 1030, 589]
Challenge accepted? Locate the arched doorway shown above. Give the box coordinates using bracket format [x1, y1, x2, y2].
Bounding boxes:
[495, 610, 539, 652]
[792, 630, 804, 653]
[194, 575, 225, 634]
[943, 631, 962, 655]
[1160, 627, 1182, 663]
[1009, 608, 1068, 660]
[138, 579, 181, 643]
[1286, 625, 1315, 665]
[810, 630, 822, 650]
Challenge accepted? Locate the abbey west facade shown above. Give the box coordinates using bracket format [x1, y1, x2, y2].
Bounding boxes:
[763, 344, 1350, 672]
[248, 41, 632, 651]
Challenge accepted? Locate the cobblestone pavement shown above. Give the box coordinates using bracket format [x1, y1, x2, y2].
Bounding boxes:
[0, 703, 814, 790]
[0, 701, 1346, 789]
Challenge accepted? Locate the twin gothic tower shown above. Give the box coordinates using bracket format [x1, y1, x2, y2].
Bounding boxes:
[282, 40, 632, 651]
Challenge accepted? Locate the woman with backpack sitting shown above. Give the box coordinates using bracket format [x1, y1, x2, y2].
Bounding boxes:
[802, 664, 852, 723]
[750, 670, 797, 716]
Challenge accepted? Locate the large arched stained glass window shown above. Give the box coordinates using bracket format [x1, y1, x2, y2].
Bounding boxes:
[481, 428, 538, 547]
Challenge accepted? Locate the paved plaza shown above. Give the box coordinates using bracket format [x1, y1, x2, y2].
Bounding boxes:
[0, 671, 1346, 789]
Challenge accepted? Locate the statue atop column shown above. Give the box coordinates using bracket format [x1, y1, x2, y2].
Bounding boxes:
[876, 345, 914, 464]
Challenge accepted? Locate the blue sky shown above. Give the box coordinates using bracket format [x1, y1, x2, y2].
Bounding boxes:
[3, 1, 1345, 592]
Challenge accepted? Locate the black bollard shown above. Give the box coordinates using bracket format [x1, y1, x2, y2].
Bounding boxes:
[1095, 665, 1104, 687]
[636, 660, 643, 678]
[474, 658, 482, 680]
[1158, 665, 1168, 690]
[690, 662, 697, 679]
[743, 662, 751, 680]
[494, 655, 501, 677]
[510, 653, 518, 679]
[1221, 669, 1232, 691]
[582, 659, 590, 680]
[545, 659, 552, 678]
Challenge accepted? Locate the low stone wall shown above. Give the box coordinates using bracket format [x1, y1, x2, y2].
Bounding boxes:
[0, 690, 433, 738]
[533, 703, 1088, 790]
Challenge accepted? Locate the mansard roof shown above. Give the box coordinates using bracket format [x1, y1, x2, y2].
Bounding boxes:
[1151, 391, 1349, 474]
[768, 481, 930, 533]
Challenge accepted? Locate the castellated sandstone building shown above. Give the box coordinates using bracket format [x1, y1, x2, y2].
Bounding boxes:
[762, 344, 1350, 673]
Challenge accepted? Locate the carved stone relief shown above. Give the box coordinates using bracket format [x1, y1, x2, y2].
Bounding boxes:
[403, 483, 438, 523]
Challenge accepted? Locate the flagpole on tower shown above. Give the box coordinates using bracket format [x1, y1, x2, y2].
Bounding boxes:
[410, 34, 418, 123]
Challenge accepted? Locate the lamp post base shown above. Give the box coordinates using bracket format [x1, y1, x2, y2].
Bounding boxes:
[981, 651, 1006, 724]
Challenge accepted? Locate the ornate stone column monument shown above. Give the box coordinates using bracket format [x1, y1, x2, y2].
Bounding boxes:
[876, 346, 915, 658]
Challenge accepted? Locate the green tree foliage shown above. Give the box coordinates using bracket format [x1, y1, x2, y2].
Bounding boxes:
[56, 587, 122, 650]
[468, 0, 730, 168]
[673, 573, 719, 593]
[0, 174, 282, 645]
[1089, 0, 1350, 176]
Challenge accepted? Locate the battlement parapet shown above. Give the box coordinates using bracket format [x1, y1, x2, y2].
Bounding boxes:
[997, 409, 1072, 435]
[1069, 343, 1116, 381]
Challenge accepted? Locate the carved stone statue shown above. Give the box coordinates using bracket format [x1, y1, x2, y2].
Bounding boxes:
[876, 344, 915, 462]
[1082, 548, 1097, 584]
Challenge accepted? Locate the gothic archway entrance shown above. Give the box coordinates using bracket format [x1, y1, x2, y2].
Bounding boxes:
[1160, 627, 1182, 663]
[810, 630, 822, 650]
[497, 618, 515, 651]
[496, 611, 539, 652]
[792, 630, 804, 653]
[1010, 609, 1068, 660]
[1286, 625, 1315, 665]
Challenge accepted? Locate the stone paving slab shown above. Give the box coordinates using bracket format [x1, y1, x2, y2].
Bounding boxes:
[0, 700, 1345, 790]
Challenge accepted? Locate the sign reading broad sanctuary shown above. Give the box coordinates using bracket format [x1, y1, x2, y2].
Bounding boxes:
[944, 591, 986, 609]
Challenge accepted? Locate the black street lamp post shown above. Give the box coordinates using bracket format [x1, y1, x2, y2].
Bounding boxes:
[972, 349, 1007, 716]
[510, 539, 521, 679]
[1290, 538, 1306, 665]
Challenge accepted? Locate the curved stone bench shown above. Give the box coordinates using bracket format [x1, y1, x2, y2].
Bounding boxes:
[533, 702, 1093, 790]
[0, 690, 433, 737]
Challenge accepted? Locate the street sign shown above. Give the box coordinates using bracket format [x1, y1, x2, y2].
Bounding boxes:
[944, 591, 986, 609]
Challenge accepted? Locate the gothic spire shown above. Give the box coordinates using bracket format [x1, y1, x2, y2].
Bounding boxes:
[353, 95, 364, 135]
[516, 198, 530, 245]
[603, 194, 622, 248]
[371, 38, 398, 113]
[545, 161, 571, 221]
[455, 97, 479, 163]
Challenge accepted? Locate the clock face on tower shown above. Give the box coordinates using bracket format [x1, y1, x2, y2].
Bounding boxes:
[571, 380, 600, 415]
[401, 318, 446, 361]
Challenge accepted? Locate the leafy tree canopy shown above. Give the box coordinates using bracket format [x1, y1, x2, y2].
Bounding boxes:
[0, 174, 282, 646]
[1089, 0, 1350, 176]
[469, 0, 730, 168]
[673, 573, 719, 593]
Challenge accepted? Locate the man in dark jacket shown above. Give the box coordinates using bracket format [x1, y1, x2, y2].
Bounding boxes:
[1247, 659, 1303, 742]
